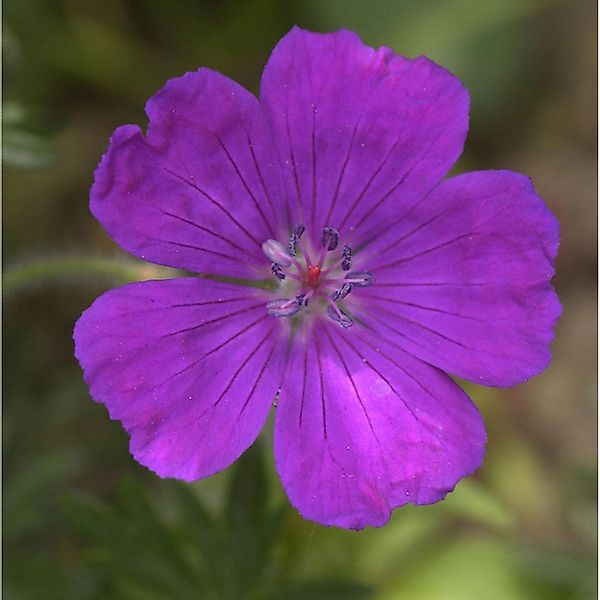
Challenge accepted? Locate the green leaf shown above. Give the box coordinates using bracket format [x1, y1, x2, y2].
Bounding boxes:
[223, 441, 284, 598]
[439, 479, 515, 531]
[117, 478, 200, 585]
[172, 482, 227, 590]
[226, 440, 269, 529]
[3, 127, 55, 169]
[4, 450, 82, 540]
[272, 581, 374, 600]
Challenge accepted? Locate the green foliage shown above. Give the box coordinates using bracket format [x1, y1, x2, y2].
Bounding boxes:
[59, 443, 373, 599]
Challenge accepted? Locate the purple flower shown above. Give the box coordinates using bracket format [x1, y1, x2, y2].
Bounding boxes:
[74, 27, 560, 529]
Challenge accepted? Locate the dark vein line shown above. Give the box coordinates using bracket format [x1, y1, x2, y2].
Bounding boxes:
[157, 239, 246, 263]
[352, 330, 475, 436]
[159, 209, 248, 254]
[285, 110, 303, 221]
[323, 120, 360, 228]
[333, 329, 428, 427]
[376, 233, 476, 271]
[210, 326, 274, 412]
[374, 205, 455, 256]
[314, 332, 327, 439]
[102, 297, 257, 321]
[359, 295, 489, 322]
[299, 341, 308, 428]
[310, 106, 317, 232]
[374, 281, 488, 288]
[162, 166, 262, 248]
[337, 136, 402, 232]
[122, 314, 268, 393]
[366, 304, 471, 350]
[244, 129, 278, 222]
[366, 305, 521, 360]
[212, 132, 274, 236]
[162, 303, 263, 338]
[322, 328, 378, 441]
[337, 98, 435, 235]
[237, 336, 278, 419]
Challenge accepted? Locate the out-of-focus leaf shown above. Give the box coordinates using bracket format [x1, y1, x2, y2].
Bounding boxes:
[380, 537, 562, 600]
[62, 493, 128, 545]
[117, 478, 200, 585]
[224, 441, 285, 598]
[272, 580, 374, 600]
[172, 482, 227, 590]
[4, 450, 82, 540]
[3, 127, 55, 169]
[517, 545, 597, 591]
[62, 487, 215, 599]
[226, 440, 269, 528]
[438, 479, 515, 530]
[4, 256, 178, 297]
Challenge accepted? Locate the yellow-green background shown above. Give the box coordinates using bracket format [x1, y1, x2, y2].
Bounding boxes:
[4, 0, 596, 598]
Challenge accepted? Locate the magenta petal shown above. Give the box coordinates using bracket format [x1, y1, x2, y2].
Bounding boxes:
[274, 323, 485, 529]
[355, 170, 561, 387]
[91, 69, 284, 279]
[74, 279, 287, 480]
[260, 27, 468, 242]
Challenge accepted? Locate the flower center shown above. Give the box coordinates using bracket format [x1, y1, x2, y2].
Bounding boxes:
[261, 225, 374, 328]
[306, 265, 322, 288]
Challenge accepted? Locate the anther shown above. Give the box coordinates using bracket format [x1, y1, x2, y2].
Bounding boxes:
[345, 271, 374, 287]
[271, 263, 286, 280]
[331, 282, 353, 302]
[341, 245, 352, 271]
[266, 297, 303, 318]
[296, 293, 309, 307]
[327, 304, 354, 328]
[321, 227, 339, 251]
[262, 239, 292, 267]
[288, 224, 305, 256]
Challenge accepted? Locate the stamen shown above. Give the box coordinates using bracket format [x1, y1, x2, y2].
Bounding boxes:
[262, 227, 372, 329]
[341, 244, 352, 271]
[262, 239, 293, 267]
[344, 271, 374, 287]
[321, 227, 339, 251]
[288, 224, 305, 256]
[327, 301, 354, 328]
[266, 297, 303, 318]
[270, 263, 286, 280]
[331, 282, 353, 301]
[296, 293, 310, 307]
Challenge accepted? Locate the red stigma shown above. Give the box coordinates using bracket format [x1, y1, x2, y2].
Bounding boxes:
[306, 265, 321, 287]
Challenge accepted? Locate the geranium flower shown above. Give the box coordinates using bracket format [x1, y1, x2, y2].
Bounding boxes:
[74, 27, 560, 529]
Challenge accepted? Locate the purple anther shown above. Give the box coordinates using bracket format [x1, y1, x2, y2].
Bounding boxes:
[289, 224, 305, 256]
[266, 297, 303, 318]
[296, 293, 309, 307]
[341, 244, 352, 271]
[271, 263, 286, 280]
[262, 239, 293, 267]
[327, 304, 354, 328]
[332, 282, 353, 302]
[345, 271, 374, 287]
[321, 227, 339, 251]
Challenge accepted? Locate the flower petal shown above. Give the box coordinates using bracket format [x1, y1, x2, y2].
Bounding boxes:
[354, 170, 561, 387]
[91, 69, 284, 278]
[260, 27, 468, 243]
[275, 323, 485, 529]
[74, 279, 287, 480]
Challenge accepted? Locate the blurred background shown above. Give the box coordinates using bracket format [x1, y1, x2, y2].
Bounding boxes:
[3, 0, 597, 598]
